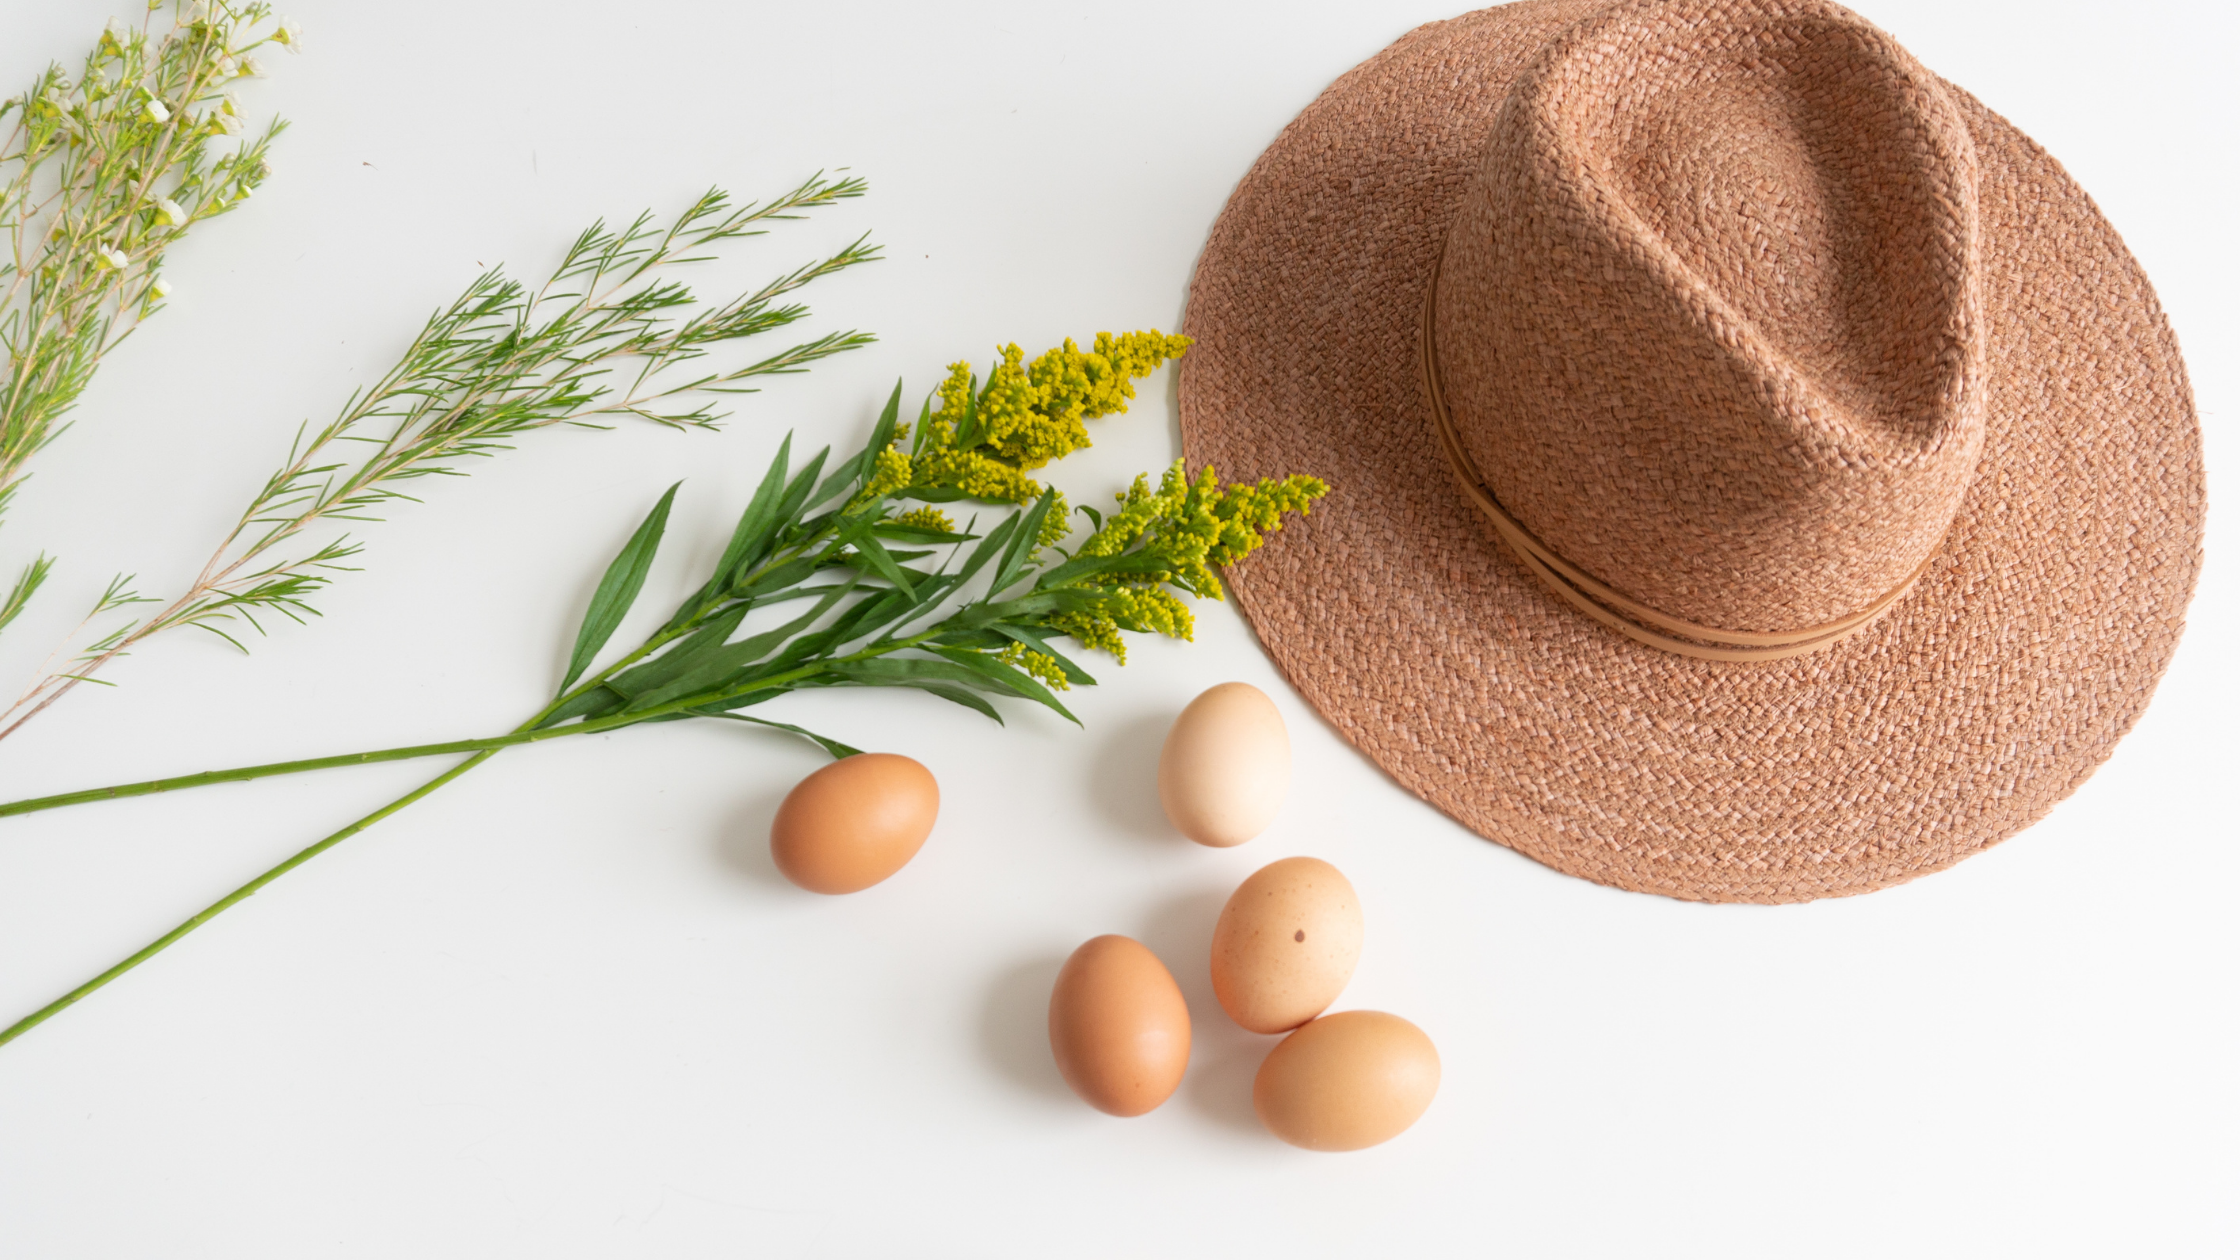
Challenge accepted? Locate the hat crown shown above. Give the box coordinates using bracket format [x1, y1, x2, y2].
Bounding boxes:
[1434, 0, 1985, 633]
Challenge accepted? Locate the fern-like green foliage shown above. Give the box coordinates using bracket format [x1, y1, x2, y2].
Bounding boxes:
[0, 175, 877, 743]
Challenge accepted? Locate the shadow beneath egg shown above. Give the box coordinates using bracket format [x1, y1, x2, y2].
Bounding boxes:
[1089, 710, 1183, 845]
[710, 786, 797, 891]
[1187, 1038, 1274, 1136]
[979, 955, 1074, 1104]
[1138, 886, 1277, 1138]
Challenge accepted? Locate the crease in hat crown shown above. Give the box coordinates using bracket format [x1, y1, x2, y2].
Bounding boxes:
[1430, 0, 1989, 639]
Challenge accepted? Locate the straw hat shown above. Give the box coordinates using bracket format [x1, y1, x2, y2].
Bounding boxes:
[1179, 0, 2204, 903]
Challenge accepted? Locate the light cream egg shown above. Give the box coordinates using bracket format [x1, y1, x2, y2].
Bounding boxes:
[1158, 682, 1290, 847]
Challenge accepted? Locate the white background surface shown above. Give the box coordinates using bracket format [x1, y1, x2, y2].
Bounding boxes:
[0, 1, 2232, 1255]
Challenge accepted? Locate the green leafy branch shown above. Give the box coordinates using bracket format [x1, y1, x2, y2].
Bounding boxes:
[0, 174, 879, 743]
[0, 333, 1329, 1049]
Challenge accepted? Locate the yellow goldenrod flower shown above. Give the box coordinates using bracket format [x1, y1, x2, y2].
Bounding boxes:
[890, 506, 954, 533]
[997, 642, 1072, 691]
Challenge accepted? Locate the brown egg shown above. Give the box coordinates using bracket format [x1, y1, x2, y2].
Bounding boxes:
[1158, 682, 1290, 847]
[1047, 935, 1192, 1117]
[1253, 1011, 1440, 1151]
[768, 753, 938, 894]
[1211, 856, 1364, 1033]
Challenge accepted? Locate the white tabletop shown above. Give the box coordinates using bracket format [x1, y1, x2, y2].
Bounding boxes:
[1, 1, 2232, 1255]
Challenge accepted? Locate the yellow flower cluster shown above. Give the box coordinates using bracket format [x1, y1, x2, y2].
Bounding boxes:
[909, 448, 1037, 504]
[996, 642, 1072, 691]
[869, 331, 1192, 551]
[890, 506, 954, 533]
[859, 447, 914, 504]
[1051, 586, 1196, 666]
[1051, 460, 1328, 661]
[961, 331, 1194, 471]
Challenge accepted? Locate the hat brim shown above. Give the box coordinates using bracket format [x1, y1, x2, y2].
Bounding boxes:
[1178, 0, 2205, 903]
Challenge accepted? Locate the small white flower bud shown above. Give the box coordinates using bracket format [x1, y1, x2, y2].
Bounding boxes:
[157, 198, 187, 226]
[215, 54, 239, 78]
[240, 56, 266, 78]
[211, 111, 243, 137]
[96, 245, 129, 271]
[150, 276, 173, 299]
[143, 98, 171, 125]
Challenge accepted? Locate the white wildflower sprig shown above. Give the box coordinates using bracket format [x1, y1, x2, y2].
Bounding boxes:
[0, 1, 292, 643]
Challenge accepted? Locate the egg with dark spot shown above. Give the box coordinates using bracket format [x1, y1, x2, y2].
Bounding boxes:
[1210, 856, 1363, 1033]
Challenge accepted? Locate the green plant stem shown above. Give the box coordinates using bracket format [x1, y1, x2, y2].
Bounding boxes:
[0, 750, 491, 1051]
[0, 530, 880, 821]
[0, 720, 620, 817]
[0, 599, 931, 1046]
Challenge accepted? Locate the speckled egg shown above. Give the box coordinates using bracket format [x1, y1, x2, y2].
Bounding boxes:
[1210, 856, 1363, 1033]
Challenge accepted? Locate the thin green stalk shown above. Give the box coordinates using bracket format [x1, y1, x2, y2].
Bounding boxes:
[0, 750, 489, 1051]
[0, 625, 930, 819]
[0, 617, 941, 1048]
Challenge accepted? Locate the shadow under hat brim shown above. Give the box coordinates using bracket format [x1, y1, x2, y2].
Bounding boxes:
[1177, 0, 2205, 904]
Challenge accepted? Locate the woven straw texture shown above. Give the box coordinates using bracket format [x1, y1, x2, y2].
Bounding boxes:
[1179, 0, 2204, 903]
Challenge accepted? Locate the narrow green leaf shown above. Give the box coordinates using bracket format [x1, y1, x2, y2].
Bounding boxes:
[713, 714, 864, 760]
[913, 681, 1005, 723]
[535, 684, 628, 729]
[869, 522, 978, 544]
[1032, 548, 1172, 592]
[814, 381, 903, 506]
[772, 447, 832, 532]
[734, 555, 825, 599]
[677, 434, 792, 625]
[850, 531, 917, 596]
[894, 485, 974, 504]
[558, 483, 678, 695]
[629, 577, 861, 711]
[827, 654, 1019, 698]
[0, 554, 56, 636]
[946, 586, 1109, 631]
[930, 646, 1080, 725]
[908, 395, 934, 456]
[952, 513, 1021, 590]
[821, 671, 1004, 724]
[989, 490, 1057, 595]
[605, 600, 755, 699]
